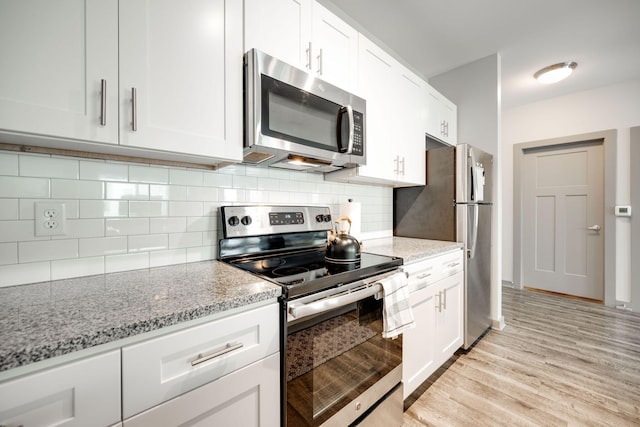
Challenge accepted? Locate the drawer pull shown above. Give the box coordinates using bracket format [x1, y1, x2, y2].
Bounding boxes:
[416, 273, 432, 280]
[191, 342, 243, 367]
[446, 262, 460, 268]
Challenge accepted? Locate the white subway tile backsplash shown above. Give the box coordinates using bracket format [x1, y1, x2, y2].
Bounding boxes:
[203, 172, 233, 188]
[51, 256, 104, 280]
[79, 236, 127, 257]
[129, 165, 169, 184]
[19, 239, 78, 263]
[186, 217, 217, 232]
[150, 249, 186, 268]
[80, 200, 128, 218]
[20, 156, 79, 179]
[128, 234, 168, 252]
[169, 169, 203, 186]
[129, 201, 168, 217]
[149, 217, 186, 234]
[105, 252, 148, 273]
[150, 185, 186, 201]
[0, 151, 393, 285]
[169, 232, 202, 249]
[52, 219, 105, 239]
[0, 261, 50, 287]
[232, 175, 258, 189]
[0, 242, 18, 265]
[51, 179, 104, 199]
[186, 245, 217, 263]
[0, 153, 19, 175]
[0, 220, 48, 243]
[0, 199, 19, 220]
[106, 218, 149, 236]
[0, 176, 49, 198]
[106, 183, 149, 200]
[80, 160, 128, 181]
[169, 201, 203, 217]
[186, 186, 217, 202]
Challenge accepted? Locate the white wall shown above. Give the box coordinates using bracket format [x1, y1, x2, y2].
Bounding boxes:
[0, 151, 392, 287]
[502, 79, 640, 304]
[430, 54, 504, 328]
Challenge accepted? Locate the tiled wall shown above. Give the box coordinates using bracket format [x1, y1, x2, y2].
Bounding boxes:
[0, 151, 392, 287]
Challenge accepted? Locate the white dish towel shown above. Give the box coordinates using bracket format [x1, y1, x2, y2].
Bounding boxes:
[378, 272, 415, 339]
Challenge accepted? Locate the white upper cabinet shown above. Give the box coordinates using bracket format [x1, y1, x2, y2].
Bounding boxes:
[244, 0, 358, 92]
[0, 0, 242, 164]
[426, 83, 457, 145]
[119, 0, 242, 160]
[0, 0, 119, 144]
[326, 35, 426, 187]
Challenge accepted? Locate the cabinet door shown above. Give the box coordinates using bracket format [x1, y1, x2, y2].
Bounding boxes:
[0, 350, 121, 427]
[402, 284, 437, 399]
[119, 0, 242, 161]
[436, 272, 464, 362]
[312, 3, 358, 92]
[244, 0, 312, 70]
[0, 0, 118, 144]
[354, 35, 396, 183]
[394, 66, 426, 186]
[123, 353, 280, 427]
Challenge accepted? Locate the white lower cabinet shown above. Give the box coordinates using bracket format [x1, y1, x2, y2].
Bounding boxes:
[123, 353, 280, 427]
[122, 303, 279, 419]
[402, 250, 464, 399]
[0, 350, 121, 427]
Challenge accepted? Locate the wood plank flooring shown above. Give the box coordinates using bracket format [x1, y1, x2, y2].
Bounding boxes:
[402, 286, 640, 426]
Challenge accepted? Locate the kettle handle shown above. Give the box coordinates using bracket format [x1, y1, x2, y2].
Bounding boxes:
[335, 216, 352, 233]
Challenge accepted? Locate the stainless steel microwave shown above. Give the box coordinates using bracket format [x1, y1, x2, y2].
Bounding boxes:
[243, 49, 366, 172]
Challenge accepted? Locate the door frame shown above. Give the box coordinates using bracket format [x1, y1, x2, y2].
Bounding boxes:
[513, 130, 617, 306]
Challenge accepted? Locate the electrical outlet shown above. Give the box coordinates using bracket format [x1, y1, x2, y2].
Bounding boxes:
[35, 202, 67, 236]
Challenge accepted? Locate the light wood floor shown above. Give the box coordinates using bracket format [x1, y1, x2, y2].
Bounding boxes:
[402, 286, 640, 426]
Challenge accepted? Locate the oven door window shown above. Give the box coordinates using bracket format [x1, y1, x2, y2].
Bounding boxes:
[261, 74, 346, 152]
[286, 296, 402, 426]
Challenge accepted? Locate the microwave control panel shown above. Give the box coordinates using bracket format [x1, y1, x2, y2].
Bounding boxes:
[352, 111, 364, 156]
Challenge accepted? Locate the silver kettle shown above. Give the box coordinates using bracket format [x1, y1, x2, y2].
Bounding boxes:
[326, 216, 361, 262]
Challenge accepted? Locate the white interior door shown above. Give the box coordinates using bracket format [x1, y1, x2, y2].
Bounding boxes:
[522, 143, 604, 300]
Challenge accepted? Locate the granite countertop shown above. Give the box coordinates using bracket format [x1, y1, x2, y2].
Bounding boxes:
[0, 261, 280, 373]
[363, 236, 463, 263]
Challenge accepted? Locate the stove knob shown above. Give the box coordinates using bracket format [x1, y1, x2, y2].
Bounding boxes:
[227, 216, 240, 226]
[323, 214, 331, 222]
[315, 214, 324, 223]
[241, 215, 252, 226]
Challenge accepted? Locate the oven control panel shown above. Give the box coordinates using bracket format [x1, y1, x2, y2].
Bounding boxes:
[220, 205, 333, 238]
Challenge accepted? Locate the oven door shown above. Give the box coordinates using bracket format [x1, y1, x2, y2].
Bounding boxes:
[284, 279, 402, 426]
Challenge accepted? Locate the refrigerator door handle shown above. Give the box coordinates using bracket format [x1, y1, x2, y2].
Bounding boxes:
[469, 148, 479, 202]
[468, 204, 479, 259]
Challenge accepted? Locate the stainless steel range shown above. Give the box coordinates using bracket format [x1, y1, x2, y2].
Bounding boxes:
[218, 205, 404, 427]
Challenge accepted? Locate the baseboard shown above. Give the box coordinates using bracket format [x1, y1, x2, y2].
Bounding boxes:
[491, 316, 506, 331]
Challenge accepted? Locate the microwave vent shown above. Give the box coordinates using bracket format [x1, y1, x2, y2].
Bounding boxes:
[243, 151, 274, 164]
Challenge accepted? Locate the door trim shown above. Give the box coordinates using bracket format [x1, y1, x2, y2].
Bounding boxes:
[513, 129, 617, 306]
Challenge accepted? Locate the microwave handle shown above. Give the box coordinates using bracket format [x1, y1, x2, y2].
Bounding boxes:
[337, 105, 354, 153]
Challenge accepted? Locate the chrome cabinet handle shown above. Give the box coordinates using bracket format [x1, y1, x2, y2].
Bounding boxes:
[317, 48, 323, 75]
[435, 291, 442, 312]
[416, 272, 432, 280]
[587, 224, 601, 231]
[306, 42, 312, 70]
[400, 157, 406, 175]
[100, 79, 107, 126]
[443, 288, 447, 310]
[191, 342, 243, 366]
[0, 424, 24, 427]
[131, 87, 137, 132]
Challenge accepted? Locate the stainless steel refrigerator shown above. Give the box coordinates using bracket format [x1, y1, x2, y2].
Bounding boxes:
[394, 142, 493, 349]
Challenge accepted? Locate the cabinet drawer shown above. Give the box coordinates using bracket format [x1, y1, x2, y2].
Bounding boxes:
[123, 352, 280, 427]
[122, 303, 278, 418]
[403, 249, 463, 292]
[0, 350, 121, 427]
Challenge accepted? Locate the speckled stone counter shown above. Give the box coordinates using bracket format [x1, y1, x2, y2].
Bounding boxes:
[362, 236, 463, 263]
[0, 261, 280, 373]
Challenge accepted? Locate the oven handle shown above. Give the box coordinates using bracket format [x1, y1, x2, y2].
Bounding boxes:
[289, 283, 382, 320]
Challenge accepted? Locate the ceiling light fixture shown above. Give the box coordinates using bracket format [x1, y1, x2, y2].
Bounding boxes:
[534, 61, 577, 84]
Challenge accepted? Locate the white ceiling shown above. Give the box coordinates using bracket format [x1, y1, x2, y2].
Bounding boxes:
[324, 0, 640, 109]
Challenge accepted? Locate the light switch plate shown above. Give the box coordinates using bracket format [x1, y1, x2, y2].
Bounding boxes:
[614, 205, 632, 217]
[35, 201, 67, 236]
